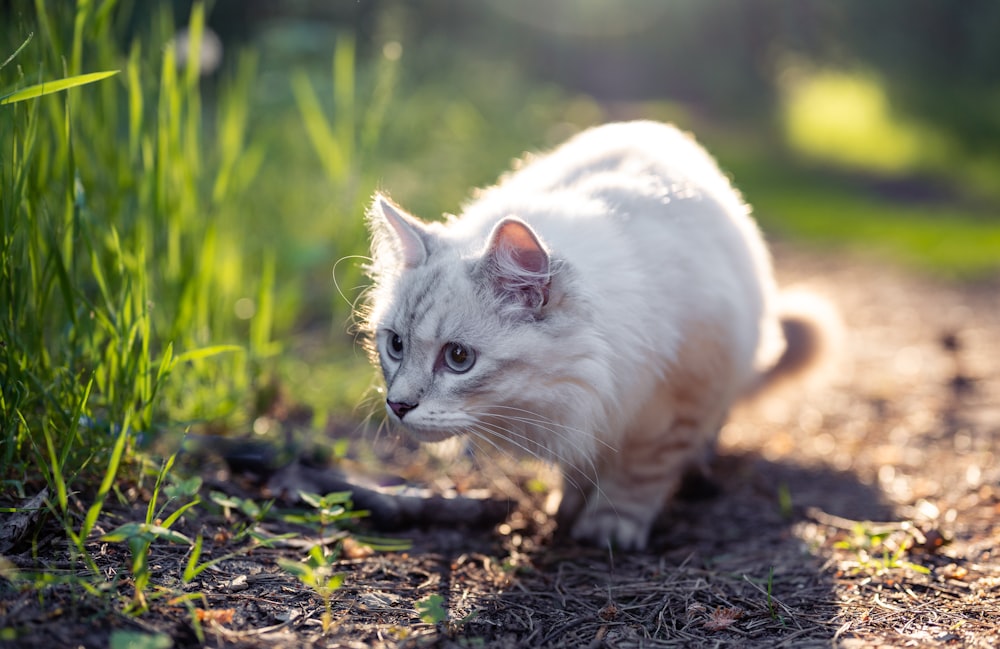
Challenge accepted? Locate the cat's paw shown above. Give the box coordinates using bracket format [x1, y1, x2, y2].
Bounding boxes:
[570, 510, 650, 551]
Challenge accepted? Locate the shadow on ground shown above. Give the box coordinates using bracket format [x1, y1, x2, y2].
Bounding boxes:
[424, 451, 896, 649]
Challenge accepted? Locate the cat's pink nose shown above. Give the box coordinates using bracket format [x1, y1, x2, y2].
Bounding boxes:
[387, 399, 418, 420]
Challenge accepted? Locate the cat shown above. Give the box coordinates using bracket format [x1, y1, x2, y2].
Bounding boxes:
[360, 121, 833, 550]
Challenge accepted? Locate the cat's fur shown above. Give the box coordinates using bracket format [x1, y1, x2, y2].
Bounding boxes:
[361, 121, 832, 550]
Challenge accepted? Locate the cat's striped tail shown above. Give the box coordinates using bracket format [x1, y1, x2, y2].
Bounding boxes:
[745, 290, 842, 398]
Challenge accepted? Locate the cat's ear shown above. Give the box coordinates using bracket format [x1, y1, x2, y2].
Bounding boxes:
[367, 194, 430, 269]
[482, 218, 551, 311]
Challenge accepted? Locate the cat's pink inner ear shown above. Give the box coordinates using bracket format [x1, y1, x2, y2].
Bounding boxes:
[490, 219, 549, 275]
[373, 195, 427, 268]
[486, 218, 551, 308]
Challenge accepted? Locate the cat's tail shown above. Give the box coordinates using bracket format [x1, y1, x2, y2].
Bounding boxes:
[744, 290, 842, 398]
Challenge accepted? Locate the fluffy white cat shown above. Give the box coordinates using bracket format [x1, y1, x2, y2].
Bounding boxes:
[361, 121, 832, 550]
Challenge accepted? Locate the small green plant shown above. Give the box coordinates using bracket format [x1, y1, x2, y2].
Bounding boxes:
[278, 544, 345, 634]
[273, 489, 368, 633]
[766, 566, 784, 625]
[101, 453, 199, 612]
[416, 593, 448, 624]
[285, 490, 365, 540]
[833, 521, 931, 575]
[209, 491, 274, 542]
[416, 593, 478, 633]
[108, 630, 172, 649]
[776, 482, 793, 519]
[273, 489, 398, 634]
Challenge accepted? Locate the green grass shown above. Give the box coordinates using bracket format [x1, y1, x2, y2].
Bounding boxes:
[723, 152, 1000, 278]
[1, 1, 266, 484]
[0, 1, 294, 618]
[762, 187, 1000, 277]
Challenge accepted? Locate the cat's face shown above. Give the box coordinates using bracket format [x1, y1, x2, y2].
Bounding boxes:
[362, 195, 595, 465]
[371, 258, 510, 442]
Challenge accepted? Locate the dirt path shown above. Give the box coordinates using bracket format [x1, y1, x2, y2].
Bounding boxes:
[2, 247, 999, 648]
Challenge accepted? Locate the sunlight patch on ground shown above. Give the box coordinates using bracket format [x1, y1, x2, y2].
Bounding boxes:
[779, 67, 944, 175]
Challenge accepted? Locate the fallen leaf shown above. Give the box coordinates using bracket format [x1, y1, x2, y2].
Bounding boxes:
[940, 563, 969, 580]
[704, 607, 743, 631]
[598, 602, 619, 621]
[343, 537, 374, 559]
[196, 608, 235, 625]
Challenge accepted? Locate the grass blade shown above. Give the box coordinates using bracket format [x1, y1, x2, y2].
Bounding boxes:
[182, 534, 204, 583]
[0, 70, 120, 105]
[291, 70, 344, 180]
[80, 414, 131, 542]
[160, 498, 200, 530]
[173, 345, 243, 365]
[1, 32, 33, 71]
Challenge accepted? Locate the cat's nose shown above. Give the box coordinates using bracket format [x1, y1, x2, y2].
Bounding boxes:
[387, 399, 418, 420]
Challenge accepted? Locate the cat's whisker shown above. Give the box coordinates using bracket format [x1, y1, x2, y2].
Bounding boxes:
[468, 427, 600, 493]
[464, 423, 593, 498]
[462, 417, 570, 461]
[462, 425, 555, 493]
[463, 406, 590, 451]
[333, 254, 374, 312]
[463, 426, 527, 468]
[353, 388, 388, 445]
[462, 423, 628, 543]
[462, 420, 545, 464]
[467, 419, 604, 499]
[470, 404, 620, 453]
[462, 407, 609, 478]
[465, 422, 620, 528]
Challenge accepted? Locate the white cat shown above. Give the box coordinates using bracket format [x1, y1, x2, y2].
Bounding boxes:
[361, 121, 832, 550]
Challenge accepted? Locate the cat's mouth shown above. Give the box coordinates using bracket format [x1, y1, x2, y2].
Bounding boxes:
[397, 422, 462, 444]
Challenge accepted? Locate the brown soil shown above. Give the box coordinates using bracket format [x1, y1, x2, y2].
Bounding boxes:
[2, 247, 999, 648]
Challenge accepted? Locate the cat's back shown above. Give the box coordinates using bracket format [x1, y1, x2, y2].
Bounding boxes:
[458, 121, 745, 237]
[498, 121, 730, 199]
[457, 121, 756, 269]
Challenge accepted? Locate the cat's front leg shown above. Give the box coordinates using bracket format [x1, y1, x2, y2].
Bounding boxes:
[567, 432, 700, 551]
[569, 474, 678, 551]
[555, 463, 654, 550]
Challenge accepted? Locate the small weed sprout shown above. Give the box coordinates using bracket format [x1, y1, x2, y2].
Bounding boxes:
[766, 566, 784, 625]
[415, 593, 448, 625]
[295, 491, 361, 541]
[101, 454, 200, 613]
[415, 593, 478, 633]
[834, 521, 931, 575]
[777, 482, 794, 519]
[108, 630, 172, 649]
[416, 593, 448, 624]
[209, 491, 274, 542]
[274, 491, 366, 633]
[278, 545, 345, 634]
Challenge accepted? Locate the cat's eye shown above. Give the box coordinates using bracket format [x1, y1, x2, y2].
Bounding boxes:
[385, 331, 404, 361]
[442, 342, 475, 373]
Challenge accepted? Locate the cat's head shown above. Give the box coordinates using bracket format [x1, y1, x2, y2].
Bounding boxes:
[360, 194, 597, 464]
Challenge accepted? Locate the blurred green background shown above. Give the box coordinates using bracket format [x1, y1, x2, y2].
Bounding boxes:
[2, 1, 999, 482]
